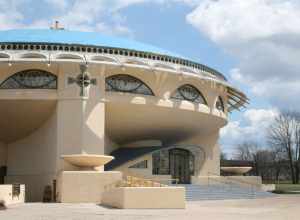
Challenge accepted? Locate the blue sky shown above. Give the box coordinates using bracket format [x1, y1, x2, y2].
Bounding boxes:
[1, 0, 299, 157]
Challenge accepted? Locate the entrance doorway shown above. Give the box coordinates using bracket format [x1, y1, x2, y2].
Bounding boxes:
[169, 148, 191, 184]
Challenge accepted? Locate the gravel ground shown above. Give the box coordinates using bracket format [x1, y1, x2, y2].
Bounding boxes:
[0, 195, 299, 220]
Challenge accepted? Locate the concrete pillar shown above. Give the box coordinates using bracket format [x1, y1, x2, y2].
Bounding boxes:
[56, 63, 106, 157]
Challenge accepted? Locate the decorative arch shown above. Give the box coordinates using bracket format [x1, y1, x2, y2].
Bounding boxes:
[0, 53, 10, 59]
[124, 58, 149, 67]
[19, 52, 47, 59]
[90, 55, 118, 63]
[216, 96, 225, 112]
[55, 53, 82, 60]
[171, 84, 207, 104]
[0, 69, 57, 89]
[105, 74, 154, 96]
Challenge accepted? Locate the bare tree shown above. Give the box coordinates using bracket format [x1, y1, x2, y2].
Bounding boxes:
[268, 112, 297, 184]
[235, 141, 284, 181]
[235, 141, 261, 175]
[292, 112, 300, 183]
[235, 141, 259, 161]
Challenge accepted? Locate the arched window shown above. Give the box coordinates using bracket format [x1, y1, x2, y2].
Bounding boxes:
[105, 74, 154, 96]
[171, 84, 207, 104]
[216, 96, 225, 112]
[0, 69, 57, 89]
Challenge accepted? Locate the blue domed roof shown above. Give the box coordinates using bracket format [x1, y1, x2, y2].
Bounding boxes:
[0, 29, 184, 58]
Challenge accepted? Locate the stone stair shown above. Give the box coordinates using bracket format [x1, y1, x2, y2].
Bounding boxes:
[177, 184, 275, 201]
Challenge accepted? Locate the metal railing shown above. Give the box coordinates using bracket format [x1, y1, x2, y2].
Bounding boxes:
[125, 170, 179, 185]
[207, 172, 260, 197]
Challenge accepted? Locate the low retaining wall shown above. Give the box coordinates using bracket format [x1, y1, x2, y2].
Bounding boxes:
[102, 187, 185, 209]
[57, 171, 122, 203]
[0, 184, 25, 205]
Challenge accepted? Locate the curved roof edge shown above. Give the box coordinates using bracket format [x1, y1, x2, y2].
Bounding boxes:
[0, 29, 227, 81]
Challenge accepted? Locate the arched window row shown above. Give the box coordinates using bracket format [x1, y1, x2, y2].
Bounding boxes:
[105, 74, 154, 96]
[0, 70, 225, 111]
[171, 84, 207, 104]
[0, 69, 57, 89]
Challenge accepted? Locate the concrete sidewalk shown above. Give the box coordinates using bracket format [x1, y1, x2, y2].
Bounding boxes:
[0, 195, 299, 220]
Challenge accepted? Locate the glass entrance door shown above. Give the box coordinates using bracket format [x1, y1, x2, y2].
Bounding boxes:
[170, 149, 191, 184]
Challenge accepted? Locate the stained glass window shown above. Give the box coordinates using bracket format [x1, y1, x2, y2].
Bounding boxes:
[105, 74, 154, 96]
[216, 96, 225, 112]
[0, 69, 57, 89]
[171, 84, 207, 104]
[152, 150, 170, 175]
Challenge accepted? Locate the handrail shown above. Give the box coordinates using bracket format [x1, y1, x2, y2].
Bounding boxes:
[207, 172, 232, 188]
[226, 176, 261, 189]
[124, 170, 179, 185]
[207, 172, 259, 197]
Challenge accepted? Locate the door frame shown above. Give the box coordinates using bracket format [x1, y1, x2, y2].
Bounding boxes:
[169, 148, 191, 184]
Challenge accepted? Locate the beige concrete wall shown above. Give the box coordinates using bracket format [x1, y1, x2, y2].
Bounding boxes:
[5, 111, 58, 201]
[102, 187, 185, 209]
[0, 184, 25, 205]
[0, 142, 7, 167]
[57, 171, 122, 203]
[104, 135, 119, 155]
[175, 131, 221, 177]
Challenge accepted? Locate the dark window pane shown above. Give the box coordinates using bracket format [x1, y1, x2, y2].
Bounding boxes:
[105, 74, 154, 96]
[0, 69, 57, 89]
[171, 84, 207, 104]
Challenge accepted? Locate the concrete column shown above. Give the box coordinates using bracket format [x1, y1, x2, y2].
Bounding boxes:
[56, 63, 106, 157]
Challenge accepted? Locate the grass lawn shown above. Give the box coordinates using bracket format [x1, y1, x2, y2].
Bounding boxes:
[274, 184, 300, 194]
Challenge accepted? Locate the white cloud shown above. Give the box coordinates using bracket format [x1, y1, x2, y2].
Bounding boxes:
[187, 0, 300, 43]
[186, 0, 300, 111]
[220, 108, 279, 156]
[0, 0, 24, 29]
[0, 0, 153, 36]
[45, 0, 69, 10]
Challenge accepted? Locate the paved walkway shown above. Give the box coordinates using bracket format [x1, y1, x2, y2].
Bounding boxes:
[0, 195, 299, 220]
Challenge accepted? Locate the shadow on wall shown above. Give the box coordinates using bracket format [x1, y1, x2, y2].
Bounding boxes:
[0, 166, 6, 184]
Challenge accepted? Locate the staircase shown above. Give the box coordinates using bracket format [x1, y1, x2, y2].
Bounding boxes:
[179, 184, 275, 201]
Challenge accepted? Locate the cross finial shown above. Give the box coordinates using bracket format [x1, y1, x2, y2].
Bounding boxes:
[50, 21, 64, 30]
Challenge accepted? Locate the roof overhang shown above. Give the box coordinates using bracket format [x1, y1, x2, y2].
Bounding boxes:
[0, 49, 248, 112]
